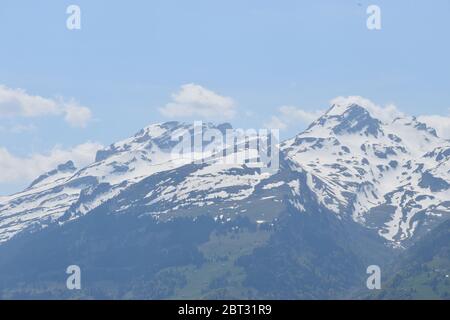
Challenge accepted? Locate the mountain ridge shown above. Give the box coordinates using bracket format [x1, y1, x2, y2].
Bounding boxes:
[1, 101, 449, 247]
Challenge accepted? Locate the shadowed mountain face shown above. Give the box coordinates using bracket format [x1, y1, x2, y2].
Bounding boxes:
[375, 219, 450, 300]
[0, 101, 449, 299]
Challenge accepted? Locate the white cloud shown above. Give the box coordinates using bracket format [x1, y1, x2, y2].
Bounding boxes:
[279, 106, 323, 123]
[418, 113, 450, 140]
[0, 142, 103, 185]
[265, 106, 323, 130]
[0, 85, 60, 117]
[265, 115, 288, 130]
[64, 101, 93, 128]
[0, 85, 92, 127]
[159, 84, 236, 120]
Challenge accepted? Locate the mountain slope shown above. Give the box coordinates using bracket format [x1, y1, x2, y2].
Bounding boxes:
[0, 161, 390, 299]
[376, 219, 450, 299]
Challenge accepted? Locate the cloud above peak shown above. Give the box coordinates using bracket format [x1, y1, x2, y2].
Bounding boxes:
[0, 85, 92, 128]
[264, 96, 450, 140]
[159, 84, 236, 120]
[265, 106, 323, 131]
[64, 101, 93, 128]
[330, 96, 450, 139]
[330, 96, 404, 123]
[264, 96, 403, 132]
[0, 142, 103, 187]
[418, 113, 450, 140]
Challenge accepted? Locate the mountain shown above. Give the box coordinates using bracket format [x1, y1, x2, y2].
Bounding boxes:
[0, 99, 449, 299]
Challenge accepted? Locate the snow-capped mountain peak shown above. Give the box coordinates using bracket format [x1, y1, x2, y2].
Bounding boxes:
[0, 103, 449, 247]
[305, 103, 383, 138]
[282, 101, 450, 245]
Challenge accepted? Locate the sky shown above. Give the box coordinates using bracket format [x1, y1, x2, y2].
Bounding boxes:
[0, 0, 450, 195]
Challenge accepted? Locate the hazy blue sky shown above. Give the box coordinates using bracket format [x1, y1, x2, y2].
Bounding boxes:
[0, 0, 450, 194]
